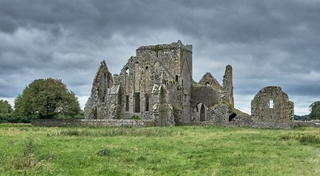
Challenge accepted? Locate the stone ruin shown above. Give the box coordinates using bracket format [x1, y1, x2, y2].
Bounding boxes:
[251, 86, 294, 129]
[84, 41, 294, 129]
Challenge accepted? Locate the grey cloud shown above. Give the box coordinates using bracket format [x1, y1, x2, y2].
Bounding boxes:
[0, 0, 319, 115]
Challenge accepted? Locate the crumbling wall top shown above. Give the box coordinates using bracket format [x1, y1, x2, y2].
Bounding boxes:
[136, 40, 192, 52]
[197, 72, 222, 92]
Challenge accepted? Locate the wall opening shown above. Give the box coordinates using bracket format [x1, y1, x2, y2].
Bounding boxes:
[176, 75, 179, 82]
[269, 99, 273, 108]
[200, 104, 205, 121]
[125, 95, 129, 111]
[229, 113, 237, 121]
[134, 92, 140, 113]
[145, 94, 149, 111]
[206, 82, 210, 87]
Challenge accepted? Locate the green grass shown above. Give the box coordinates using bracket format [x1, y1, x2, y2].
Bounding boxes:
[1, 124, 320, 175]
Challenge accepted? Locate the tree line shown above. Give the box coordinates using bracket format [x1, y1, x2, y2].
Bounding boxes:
[0, 78, 83, 123]
[1, 78, 320, 123]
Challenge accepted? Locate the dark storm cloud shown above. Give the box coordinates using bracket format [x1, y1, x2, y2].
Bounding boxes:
[0, 0, 319, 114]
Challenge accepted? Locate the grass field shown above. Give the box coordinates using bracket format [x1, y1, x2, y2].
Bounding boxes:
[1, 124, 320, 175]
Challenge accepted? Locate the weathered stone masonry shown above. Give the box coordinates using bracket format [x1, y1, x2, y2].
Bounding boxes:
[83, 41, 295, 129]
[251, 86, 294, 129]
[84, 41, 236, 126]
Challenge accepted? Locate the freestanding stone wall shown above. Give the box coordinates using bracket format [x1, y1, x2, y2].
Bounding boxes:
[251, 86, 294, 129]
[32, 119, 154, 127]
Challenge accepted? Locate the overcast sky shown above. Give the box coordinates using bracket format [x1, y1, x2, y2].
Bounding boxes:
[0, 0, 319, 115]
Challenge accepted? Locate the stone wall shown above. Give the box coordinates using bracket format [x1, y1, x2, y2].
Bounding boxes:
[191, 86, 219, 108]
[294, 120, 320, 128]
[32, 119, 154, 127]
[221, 65, 234, 105]
[251, 86, 294, 129]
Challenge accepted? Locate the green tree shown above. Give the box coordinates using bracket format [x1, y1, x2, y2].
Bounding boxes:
[13, 78, 80, 119]
[0, 100, 13, 114]
[309, 101, 320, 120]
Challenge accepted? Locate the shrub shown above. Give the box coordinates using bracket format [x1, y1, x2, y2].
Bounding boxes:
[129, 115, 141, 120]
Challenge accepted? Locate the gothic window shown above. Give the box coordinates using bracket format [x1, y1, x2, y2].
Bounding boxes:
[134, 92, 140, 113]
[200, 104, 205, 121]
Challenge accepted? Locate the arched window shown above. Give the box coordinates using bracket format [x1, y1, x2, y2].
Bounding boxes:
[200, 104, 205, 121]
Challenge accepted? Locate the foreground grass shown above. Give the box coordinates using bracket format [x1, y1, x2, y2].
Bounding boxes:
[1, 124, 320, 175]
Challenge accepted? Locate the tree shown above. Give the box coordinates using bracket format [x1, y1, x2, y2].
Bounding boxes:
[0, 100, 13, 114]
[14, 78, 80, 119]
[309, 101, 320, 120]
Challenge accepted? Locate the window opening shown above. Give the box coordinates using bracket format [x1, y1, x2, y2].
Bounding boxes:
[125, 96, 129, 111]
[200, 104, 205, 121]
[145, 94, 149, 111]
[269, 99, 273, 108]
[176, 75, 179, 82]
[134, 93, 140, 112]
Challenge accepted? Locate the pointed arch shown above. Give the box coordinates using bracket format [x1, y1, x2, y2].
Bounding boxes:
[200, 104, 205, 121]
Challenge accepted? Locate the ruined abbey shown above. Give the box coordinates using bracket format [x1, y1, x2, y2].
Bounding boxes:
[84, 41, 294, 129]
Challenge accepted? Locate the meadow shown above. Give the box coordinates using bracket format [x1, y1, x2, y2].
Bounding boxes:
[1, 124, 320, 176]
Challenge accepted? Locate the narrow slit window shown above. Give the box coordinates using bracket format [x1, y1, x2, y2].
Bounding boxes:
[145, 94, 149, 111]
[125, 96, 129, 111]
[269, 100, 273, 108]
[134, 92, 140, 113]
